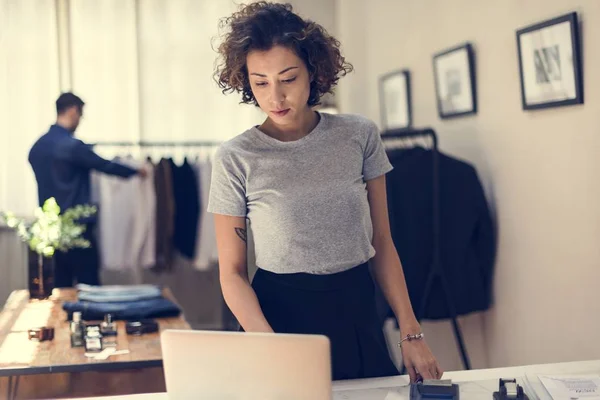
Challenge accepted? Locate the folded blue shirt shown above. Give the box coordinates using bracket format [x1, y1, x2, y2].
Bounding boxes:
[75, 284, 162, 303]
[63, 297, 181, 321]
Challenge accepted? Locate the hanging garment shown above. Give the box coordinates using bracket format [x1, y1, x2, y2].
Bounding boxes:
[170, 158, 200, 260]
[154, 159, 176, 271]
[92, 159, 156, 274]
[384, 147, 495, 320]
[192, 158, 219, 270]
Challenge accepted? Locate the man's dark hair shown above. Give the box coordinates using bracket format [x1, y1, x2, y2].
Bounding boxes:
[56, 92, 85, 115]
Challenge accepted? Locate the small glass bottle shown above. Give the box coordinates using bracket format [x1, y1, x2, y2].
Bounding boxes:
[84, 326, 103, 352]
[70, 311, 85, 347]
[101, 314, 117, 347]
[101, 314, 117, 336]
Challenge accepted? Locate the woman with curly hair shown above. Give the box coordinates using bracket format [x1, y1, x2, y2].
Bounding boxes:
[208, 1, 442, 382]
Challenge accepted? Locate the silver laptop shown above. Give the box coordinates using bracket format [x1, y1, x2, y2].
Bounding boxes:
[161, 329, 332, 400]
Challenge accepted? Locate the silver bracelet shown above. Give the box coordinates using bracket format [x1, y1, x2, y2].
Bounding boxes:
[397, 332, 425, 348]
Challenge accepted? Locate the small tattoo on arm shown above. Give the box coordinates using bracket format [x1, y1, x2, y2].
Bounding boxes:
[235, 227, 247, 243]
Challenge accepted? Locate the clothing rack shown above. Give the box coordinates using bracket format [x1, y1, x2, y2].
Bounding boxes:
[92, 140, 222, 147]
[381, 127, 472, 371]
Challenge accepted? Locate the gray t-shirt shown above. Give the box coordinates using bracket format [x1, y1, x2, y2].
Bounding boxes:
[207, 112, 393, 275]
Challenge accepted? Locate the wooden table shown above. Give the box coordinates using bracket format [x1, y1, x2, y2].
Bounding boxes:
[0, 288, 190, 399]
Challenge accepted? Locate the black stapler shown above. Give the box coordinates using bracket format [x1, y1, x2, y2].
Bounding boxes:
[493, 378, 529, 400]
[410, 379, 459, 399]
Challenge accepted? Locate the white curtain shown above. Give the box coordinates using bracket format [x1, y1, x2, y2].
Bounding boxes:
[137, 0, 262, 145]
[0, 0, 60, 216]
[0, 0, 263, 216]
[69, 0, 140, 144]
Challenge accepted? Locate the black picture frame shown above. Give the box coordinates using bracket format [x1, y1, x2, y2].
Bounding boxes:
[516, 12, 583, 110]
[432, 42, 477, 119]
[379, 69, 412, 131]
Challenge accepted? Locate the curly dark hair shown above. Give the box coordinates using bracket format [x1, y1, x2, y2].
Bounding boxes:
[214, 2, 353, 107]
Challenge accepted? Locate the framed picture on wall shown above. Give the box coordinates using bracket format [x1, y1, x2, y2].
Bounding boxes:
[516, 12, 583, 110]
[433, 43, 477, 119]
[379, 69, 412, 130]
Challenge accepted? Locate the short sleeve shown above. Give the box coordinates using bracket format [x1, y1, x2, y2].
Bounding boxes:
[207, 146, 247, 217]
[362, 121, 393, 181]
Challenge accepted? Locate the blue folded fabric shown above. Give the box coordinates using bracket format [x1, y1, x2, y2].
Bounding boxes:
[75, 284, 163, 303]
[77, 292, 162, 303]
[63, 297, 181, 321]
[76, 284, 161, 294]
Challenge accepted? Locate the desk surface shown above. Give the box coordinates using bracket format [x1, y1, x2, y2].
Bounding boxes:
[73, 359, 600, 400]
[0, 288, 190, 376]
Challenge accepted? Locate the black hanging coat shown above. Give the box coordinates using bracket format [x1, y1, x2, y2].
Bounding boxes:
[381, 147, 496, 321]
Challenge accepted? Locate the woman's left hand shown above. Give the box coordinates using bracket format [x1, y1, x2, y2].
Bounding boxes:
[400, 337, 443, 383]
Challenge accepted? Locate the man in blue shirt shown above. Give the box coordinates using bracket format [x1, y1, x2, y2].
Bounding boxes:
[29, 92, 146, 287]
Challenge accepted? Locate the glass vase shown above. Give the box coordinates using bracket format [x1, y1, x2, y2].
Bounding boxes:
[27, 249, 55, 299]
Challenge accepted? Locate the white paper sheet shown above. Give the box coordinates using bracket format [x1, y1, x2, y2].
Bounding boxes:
[333, 387, 408, 400]
[538, 375, 600, 399]
[384, 389, 405, 400]
[333, 388, 389, 400]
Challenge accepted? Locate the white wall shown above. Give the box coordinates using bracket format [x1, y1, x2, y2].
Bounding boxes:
[336, 0, 600, 370]
[335, 0, 368, 115]
[286, 0, 336, 36]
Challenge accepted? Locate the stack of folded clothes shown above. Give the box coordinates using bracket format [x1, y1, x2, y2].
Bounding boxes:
[63, 284, 181, 321]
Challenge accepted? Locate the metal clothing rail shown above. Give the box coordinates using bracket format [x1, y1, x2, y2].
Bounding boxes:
[91, 140, 222, 147]
[381, 127, 471, 372]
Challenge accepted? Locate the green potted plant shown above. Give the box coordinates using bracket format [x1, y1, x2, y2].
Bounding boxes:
[0, 198, 97, 299]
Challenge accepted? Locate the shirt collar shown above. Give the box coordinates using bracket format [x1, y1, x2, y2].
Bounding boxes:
[50, 124, 73, 136]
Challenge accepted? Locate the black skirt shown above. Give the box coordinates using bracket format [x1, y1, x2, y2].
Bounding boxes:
[251, 261, 398, 381]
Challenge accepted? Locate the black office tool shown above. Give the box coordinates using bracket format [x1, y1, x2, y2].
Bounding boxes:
[410, 379, 459, 399]
[126, 319, 159, 335]
[493, 378, 529, 400]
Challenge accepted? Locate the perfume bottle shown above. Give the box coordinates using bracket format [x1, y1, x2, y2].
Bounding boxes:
[70, 311, 85, 348]
[100, 314, 117, 336]
[84, 326, 103, 352]
[101, 314, 117, 347]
